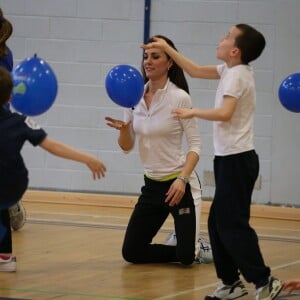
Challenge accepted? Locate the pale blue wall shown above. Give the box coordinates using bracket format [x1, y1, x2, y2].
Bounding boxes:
[1, 0, 299, 206]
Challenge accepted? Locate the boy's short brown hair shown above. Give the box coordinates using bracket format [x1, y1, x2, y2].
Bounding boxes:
[235, 24, 266, 64]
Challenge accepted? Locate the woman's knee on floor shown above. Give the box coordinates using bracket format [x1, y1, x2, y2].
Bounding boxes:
[178, 249, 195, 266]
[122, 242, 144, 263]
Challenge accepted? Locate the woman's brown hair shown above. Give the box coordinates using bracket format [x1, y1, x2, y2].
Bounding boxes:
[0, 8, 13, 58]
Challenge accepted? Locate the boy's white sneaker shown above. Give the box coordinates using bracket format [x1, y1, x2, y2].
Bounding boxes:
[255, 277, 282, 300]
[205, 280, 248, 300]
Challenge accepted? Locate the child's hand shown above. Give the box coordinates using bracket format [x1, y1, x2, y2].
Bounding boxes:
[172, 108, 195, 119]
[140, 37, 168, 51]
[86, 157, 107, 180]
[282, 279, 300, 293]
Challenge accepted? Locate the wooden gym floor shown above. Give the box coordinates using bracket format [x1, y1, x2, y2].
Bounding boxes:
[0, 190, 299, 300]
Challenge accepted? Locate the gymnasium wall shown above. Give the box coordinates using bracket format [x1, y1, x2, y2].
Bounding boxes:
[1, 0, 299, 206]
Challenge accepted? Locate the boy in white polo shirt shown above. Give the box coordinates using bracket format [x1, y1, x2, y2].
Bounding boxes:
[144, 24, 282, 300]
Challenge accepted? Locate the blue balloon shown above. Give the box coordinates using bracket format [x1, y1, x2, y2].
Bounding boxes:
[105, 64, 144, 108]
[11, 54, 58, 116]
[278, 73, 300, 113]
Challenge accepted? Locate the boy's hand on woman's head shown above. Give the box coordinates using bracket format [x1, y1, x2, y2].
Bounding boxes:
[140, 37, 168, 51]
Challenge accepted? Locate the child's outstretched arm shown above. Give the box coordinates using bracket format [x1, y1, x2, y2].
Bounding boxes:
[39, 137, 106, 180]
[141, 37, 219, 79]
[173, 96, 237, 121]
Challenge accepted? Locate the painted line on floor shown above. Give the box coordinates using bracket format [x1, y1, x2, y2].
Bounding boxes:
[272, 259, 300, 270]
[0, 288, 144, 300]
[27, 218, 300, 242]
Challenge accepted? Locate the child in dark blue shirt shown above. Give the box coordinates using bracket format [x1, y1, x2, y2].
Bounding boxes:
[0, 66, 107, 271]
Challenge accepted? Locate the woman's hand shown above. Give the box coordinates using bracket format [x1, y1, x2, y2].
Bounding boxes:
[105, 117, 131, 130]
[105, 116, 134, 151]
[165, 179, 186, 206]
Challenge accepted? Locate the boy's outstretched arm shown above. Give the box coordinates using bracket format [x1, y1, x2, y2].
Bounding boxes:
[39, 137, 106, 180]
[141, 37, 219, 79]
[173, 96, 237, 121]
